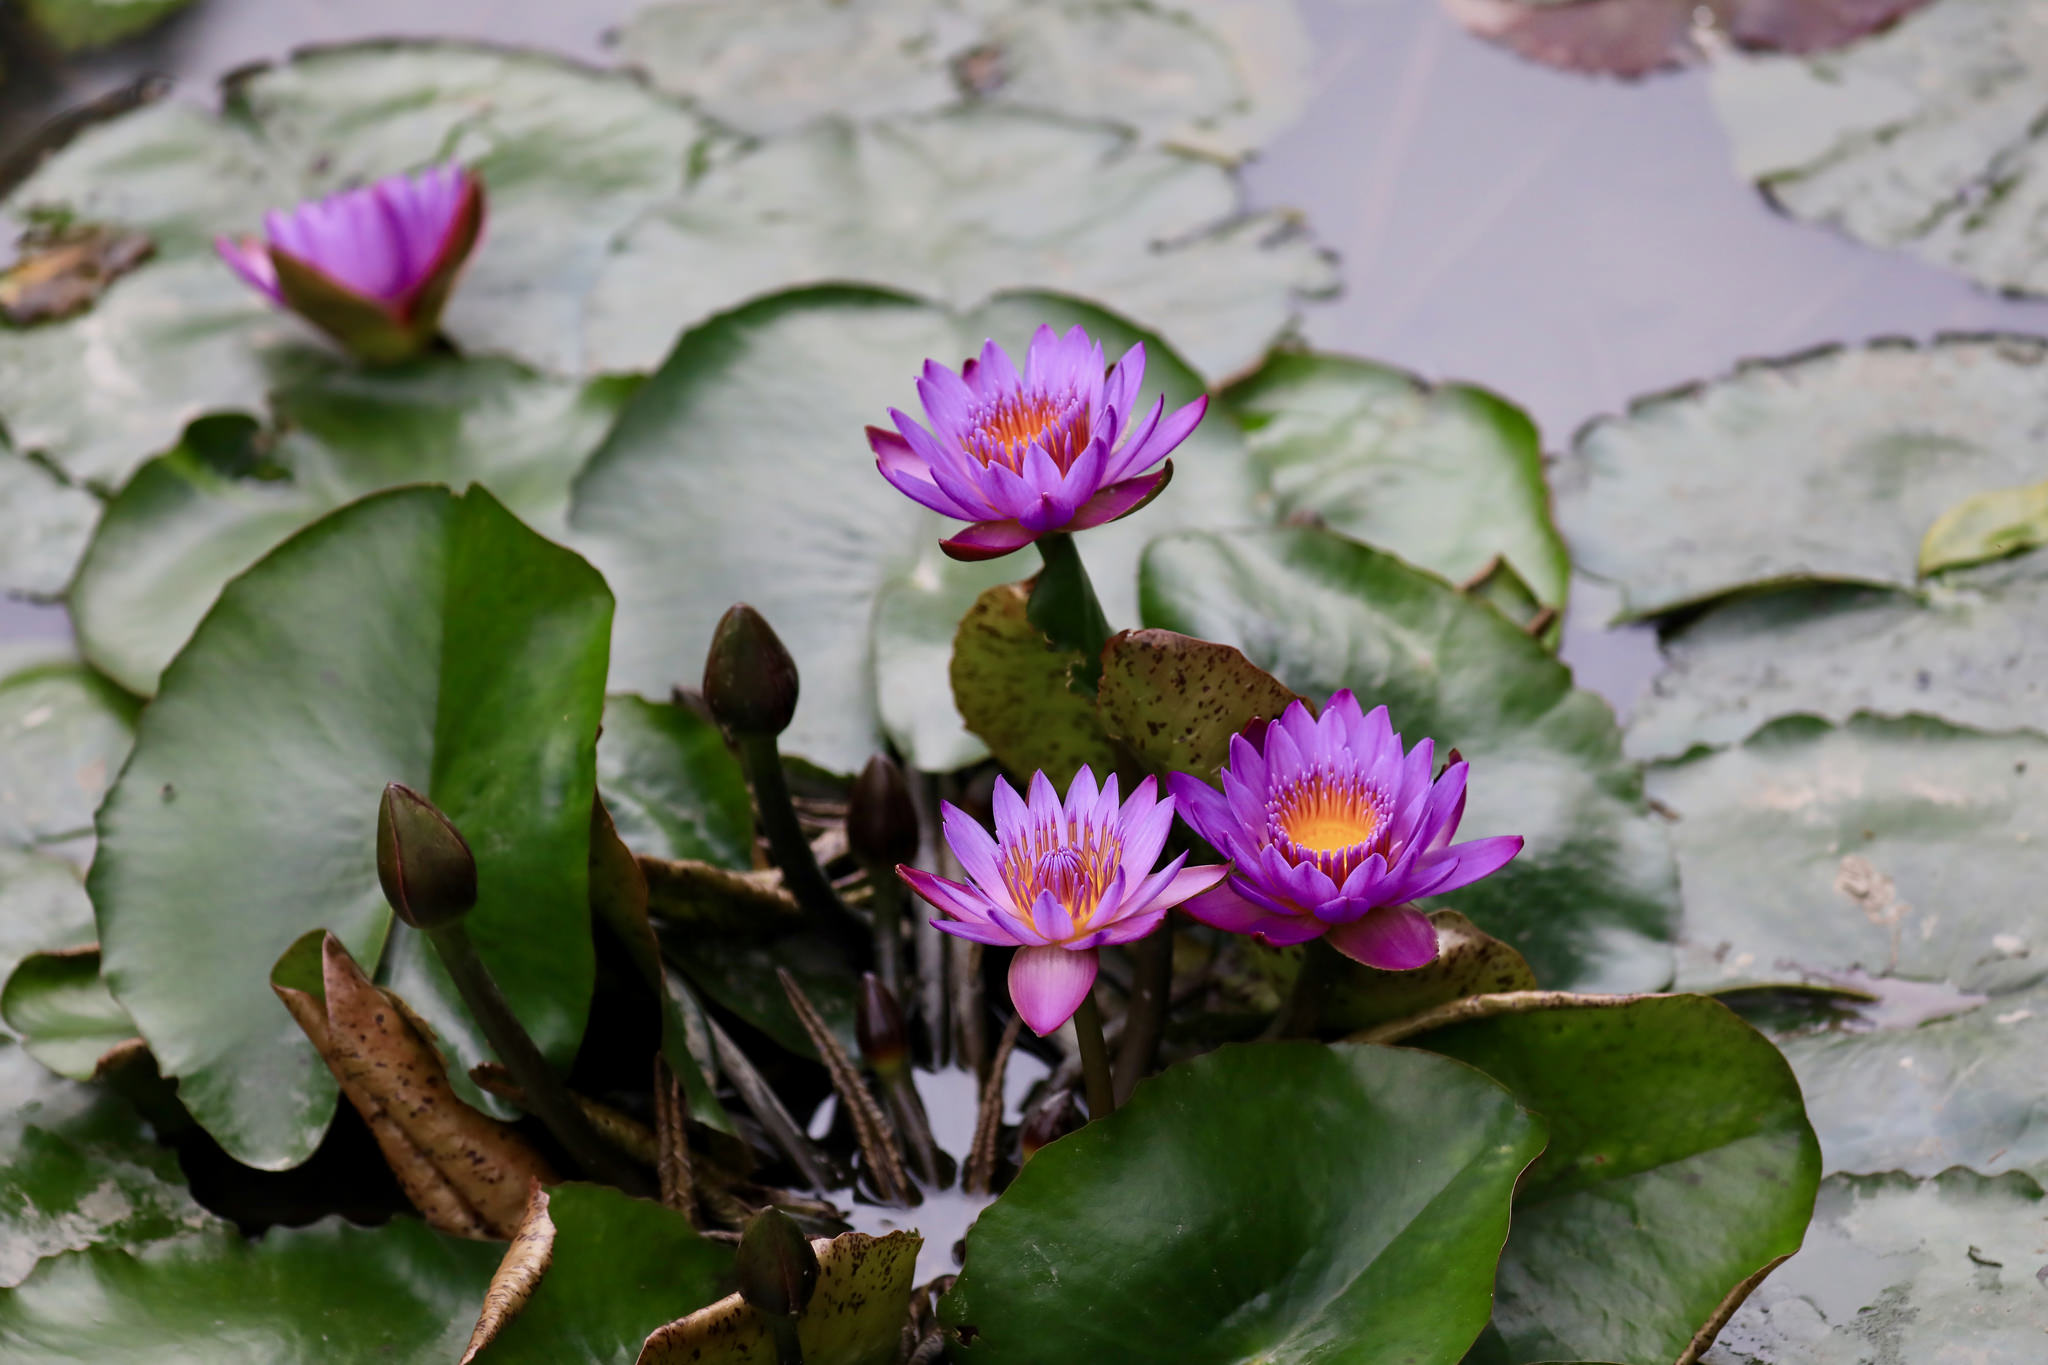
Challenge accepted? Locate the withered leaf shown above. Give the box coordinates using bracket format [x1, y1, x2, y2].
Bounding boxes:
[0, 224, 154, 326]
[640, 856, 805, 938]
[776, 967, 912, 1207]
[460, 1182, 557, 1364]
[638, 1229, 922, 1365]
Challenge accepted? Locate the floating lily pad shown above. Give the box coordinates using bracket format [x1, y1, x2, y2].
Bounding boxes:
[950, 579, 1118, 787]
[943, 1041, 1545, 1363]
[69, 356, 630, 697]
[92, 487, 613, 1169]
[1648, 714, 2048, 996]
[1096, 628, 1300, 778]
[871, 548, 1016, 774]
[569, 287, 1255, 775]
[1323, 910, 1536, 1034]
[0, 451, 103, 601]
[596, 696, 753, 868]
[0, 852, 95, 990]
[1413, 995, 1821, 1365]
[1, 949, 134, 1081]
[1140, 526, 1680, 993]
[1626, 549, 2048, 761]
[583, 109, 1335, 383]
[1556, 337, 2048, 617]
[1223, 351, 1568, 609]
[0, 649, 137, 856]
[0, 1214, 504, 1361]
[1712, 0, 2048, 303]
[1445, 0, 1931, 78]
[1702, 1169, 2048, 1365]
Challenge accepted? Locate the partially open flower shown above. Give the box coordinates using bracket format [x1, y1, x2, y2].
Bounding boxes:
[868, 324, 1207, 561]
[216, 163, 484, 364]
[898, 767, 1225, 1034]
[1168, 692, 1523, 969]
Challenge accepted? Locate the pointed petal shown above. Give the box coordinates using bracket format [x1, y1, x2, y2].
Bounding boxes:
[1031, 887, 1076, 944]
[942, 805, 1005, 892]
[216, 236, 282, 301]
[932, 915, 1021, 946]
[1067, 463, 1173, 530]
[897, 866, 997, 924]
[1103, 394, 1165, 482]
[941, 519, 1039, 561]
[1009, 946, 1098, 1036]
[1122, 393, 1207, 470]
[1327, 906, 1439, 970]
[1182, 883, 1327, 945]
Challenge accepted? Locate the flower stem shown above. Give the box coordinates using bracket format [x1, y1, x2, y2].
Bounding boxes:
[1071, 990, 1117, 1120]
[864, 866, 906, 996]
[1111, 931, 1172, 1105]
[767, 1316, 806, 1365]
[1028, 532, 1113, 690]
[1272, 939, 1343, 1040]
[424, 920, 649, 1194]
[734, 732, 848, 924]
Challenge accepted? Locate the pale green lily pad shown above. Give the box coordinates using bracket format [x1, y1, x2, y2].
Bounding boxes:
[1702, 1170, 2048, 1365]
[1626, 549, 2048, 761]
[1649, 714, 2048, 997]
[569, 287, 1254, 775]
[0, 949, 134, 1082]
[1140, 526, 1680, 993]
[0, 451, 104, 601]
[0, 852, 96, 991]
[1223, 350, 1568, 610]
[582, 109, 1335, 383]
[1711, 0, 2048, 302]
[1556, 337, 2048, 617]
[0, 651, 137, 856]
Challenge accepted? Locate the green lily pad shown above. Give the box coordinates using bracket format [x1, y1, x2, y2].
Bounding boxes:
[15, 0, 191, 51]
[950, 579, 1118, 786]
[568, 286, 1255, 775]
[0, 451, 102, 600]
[0, 648, 137, 856]
[0, 852, 96, 990]
[69, 356, 631, 697]
[1710, 0, 2048, 304]
[1411, 994, 1821, 1365]
[1702, 1170, 2048, 1365]
[1556, 337, 2048, 618]
[582, 109, 1336, 383]
[667, 932, 861, 1064]
[943, 1041, 1546, 1363]
[1223, 351, 1568, 611]
[1647, 714, 2048, 996]
[0, 1040, 220, 1289]
[1140, 526, 1680, 993]
[91, 486, 613, 1169]
[871, 547, 1016, 774]
[1, 949, 134, 1081]
[470, 1184, 732, 1364]
[1920, 478, 2048, 575]
[0, 1214, 505, 1361]
[1625, 549, 2048, 762]
[596, 696, 753, 868]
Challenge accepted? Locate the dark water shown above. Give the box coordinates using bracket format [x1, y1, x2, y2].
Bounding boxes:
[6, 0, 2048, 706]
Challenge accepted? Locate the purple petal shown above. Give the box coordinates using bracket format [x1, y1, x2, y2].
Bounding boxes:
[1166, 773, 1236, 852]
[1182, 882, 1328, 946]
[216, 236, 282, 302]
[1120, 393, 1207, 470]
[897, 866, 997, 925]
[1103, 342, 1145, 434]
[1063, 766, 1101, 826]
[1117, 860, 1229, 922]
[878, 458, 982, 520]
[1103, 394, 1165, 482]
[1009, 945, 1099, 1036]
[1066, 465, 1172, 531]
[932, 915, 1022, 946]
[972, 338, 1021, 397]
[940, 519, 1039, 561]
[1415, 835, 1525, 899]
[992, 778, 1029, 849]
[1026, 770, 1062, 825]
[1326, 905, 1439, 970]
[941, 805, 1005, 894]
[1031, 887, 1077, 944]
[1082, 902, 1170, 948]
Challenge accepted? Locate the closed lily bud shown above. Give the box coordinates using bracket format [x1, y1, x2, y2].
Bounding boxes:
[376, 782, 477, 929]
[1021, 1090, 1078, 1163]
[855, 973, 909, 1079]
[703, 604, 799, 737]
[847, 754, 919, 867]
[736, 1207, 819, 1320]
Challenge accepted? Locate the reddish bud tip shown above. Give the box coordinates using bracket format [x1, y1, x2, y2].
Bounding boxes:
[855, 972, 909, 1076]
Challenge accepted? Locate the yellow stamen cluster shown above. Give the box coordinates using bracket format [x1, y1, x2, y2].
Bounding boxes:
[1001, 821, 1120, 934]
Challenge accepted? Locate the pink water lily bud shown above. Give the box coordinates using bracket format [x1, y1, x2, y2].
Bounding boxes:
[897, 766, 1227, 1035]
[1168, 691, 1523, 969]
[869, 324, 1207, 561]
[215, 163, 484, 364]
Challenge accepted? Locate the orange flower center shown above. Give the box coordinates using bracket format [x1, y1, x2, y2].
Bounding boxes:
[966, 389, 1091, 475]
[1269, 769, 1390, 885]
[1001, 823, 1119, 935]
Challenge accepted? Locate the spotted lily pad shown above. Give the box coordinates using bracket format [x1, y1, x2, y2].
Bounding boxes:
[1445, 0, 1931, 78]
[949, 579, 1118, 786]
[1095, 628, 1300, 778]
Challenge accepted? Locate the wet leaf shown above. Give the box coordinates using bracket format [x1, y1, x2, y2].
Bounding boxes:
[639, 1228, 920, 1365]
[0, 224, 153, 325]
[1919, 479, 2048, 575]
[1556, 337, 2048, 618]
[1701, 1170, 2048, 1365]
[583, 110, 1335, 383]
[950, 580, 1118, 787]
[0, 948, 135, 1081]
[1409, 994, 1821, 1365]
[92, 486, 612, 1169]
[641, 860, 804, 938]
[943, 1042, 1544, 1363]
[1140, 526, 1680, 993]
[469, 1183, 732, 1365]
[1096, 627, 1300, 778]
[1321, 909, 1537, 1035]
[598, 696, 754, 868]
[461, 1184, 554, 1363]
[272, 931, 557, 1240]
[1225, 351, 1568, 609]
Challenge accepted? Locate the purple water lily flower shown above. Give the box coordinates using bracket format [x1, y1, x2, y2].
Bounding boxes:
[1168, 691, 1523, 969]
[898, 767, 1226, 1035]
[867, 324, 1207, 561]
[216, 163, 485, 363]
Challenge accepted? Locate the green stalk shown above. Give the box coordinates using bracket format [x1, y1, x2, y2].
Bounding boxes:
[864, 862, 906, 996]
[1072, 990, 1118, 1120]
[1028, 532, 1113, 689]
[1271, 938, 1343, 1040]
[735, 732, 847, 923]
[424, 920, 649, 1193]
[1111, 931, 1172, 1105]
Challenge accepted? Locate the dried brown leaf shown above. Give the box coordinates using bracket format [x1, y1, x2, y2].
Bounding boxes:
[459, 1182, 557, 1364]
[964, 1015, 1024, 1195]
[638, 1230, 923, 1365]
[0, 224, 153, 325]
[641, 856, 805, 937]
[777, 967, 912, 1206]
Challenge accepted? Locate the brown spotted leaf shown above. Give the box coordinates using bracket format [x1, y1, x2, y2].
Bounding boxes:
[639, 857, 805, 939]
[0, 224, 154, 325]
[1442, 0, 1930, 78]
[950, 579, 1118, 786]
[1096, 629, 1301, 780]
[271, 930, 555, 1239]
[460, 1182, 557, 1363]
[638, 1229, 922, 1365]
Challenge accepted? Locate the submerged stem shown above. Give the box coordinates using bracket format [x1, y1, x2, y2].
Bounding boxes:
[1027, 532, 1113, 690]
[735, 732, 846, 923]
[1072, 990, 1117, 1120]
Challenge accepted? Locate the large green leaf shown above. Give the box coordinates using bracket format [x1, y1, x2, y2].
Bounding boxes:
[1556, 337, 2048, 618]
[1648, 714, 2048, 996]
[568, 286, 1255, 775]
[0, 1215, 504, 1361]
[1140, 527, 1680, 993]
[91, 486, 613, 1168]
[1710, 0, 2048, 303]
[596, 695, 754, 868]
[1626, 548, 2048, 762]
[1413, 995, 1820, 1365]
[944, 1042, 1544, 1363]
[0, 647, 137, 855]
[0, 852, 95, 991]
[69, 357, 631, 697]
[472, 1184, 732, 1364]
[0, 1041, 219, 1289]
[1701, 1170, 2048, 1365]
[582, 110, 1335, 383]
[1223, 351, 1568, 610]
